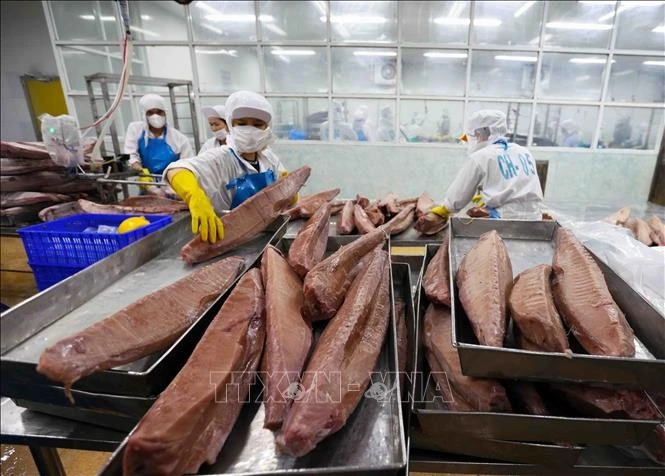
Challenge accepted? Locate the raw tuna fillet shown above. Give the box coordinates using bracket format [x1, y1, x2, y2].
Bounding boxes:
[467, 207, 490, 218]
[180, 165, 311, 265]
[123, 269, 265, 476]
[364, 203, 385, 226]
[395, 298, 408, 390]
[355, 195, 370, 209]
[37, 256, 245, 400]
[625, 218, 654, 246]
[550, 384, 660, 420]
[287, 201, 331, 278]
[378, 192, 401, 215]
[1, 192, 72, 208]
[118, 196, 185, 208]
[551, 228, 635, 357]
[0, 173, 96, 194]
[353, 204, 376, 234]
[647, 215, 665, 246]
[285, 189, 340, 219]
[421, 234, 451, 306]
[302, 228, 386, 321]
[642, 424, 665, 466]
[603, 206, 631, 226]
[415, 192, 434, 218]
[415, 212, 449, 236]
[425, 350, 476, 412]
[457, 230, 513, 347]
[329, 200, 346, 215]
[39, 201, 83, 221]
[398, 197, 418, 207]
[509, 382, 549, 416]
[508, 264, 569, 353]
[78, 198, 187, 215]
[381, 203, 415, 236]
[422, 304, 511, 412]
[0, 157, 61, 175]
[0, 140, 51, 160]
[262, 246, 312, 430]
[336, 200, 355, 235]
[277, 249, 390, 457]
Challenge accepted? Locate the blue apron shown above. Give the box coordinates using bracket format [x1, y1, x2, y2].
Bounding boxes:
[356, 129, 368, 141]
[225, 151, 275, 209]
[486, 139, 510, 220]
[137, 128, 178, 174]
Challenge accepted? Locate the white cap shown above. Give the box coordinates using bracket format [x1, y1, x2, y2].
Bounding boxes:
[139, 93, 167, 114]
[202, 105, 226, 121]
[225, 91, 272, 124]
[465, 109, 507, 138]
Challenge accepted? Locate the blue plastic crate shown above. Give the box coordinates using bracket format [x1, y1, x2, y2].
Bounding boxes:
[29, 262, 86, 292]
[19, 213, 172, 267]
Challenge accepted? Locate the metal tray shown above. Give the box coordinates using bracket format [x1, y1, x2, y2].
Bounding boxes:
[100, 235, 407, 475]
[441, 217, 665, 391]
[1, 215, 289, 399]
[411, 257, 663, 446]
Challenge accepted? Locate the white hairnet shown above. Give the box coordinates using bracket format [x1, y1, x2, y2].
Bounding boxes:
[225, 91, 272, 124]
[201, 105, 226, 121]
[465, 109, 507, 139]
[560, 119, 579, 133]
[139, 94, 167, 114]
[353, 108, 366, 121]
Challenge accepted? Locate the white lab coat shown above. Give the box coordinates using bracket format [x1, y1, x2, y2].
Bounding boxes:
[443, 140, 543, 220]
[199, 137, 226, 154]
[124, 121, 194, 167]
[163, 145, 286, 213]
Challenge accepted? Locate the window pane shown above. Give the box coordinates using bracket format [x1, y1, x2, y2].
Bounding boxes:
[400, 100, 464, 143]
[601, 107, 664, 150]
[61, 46, 123, 92]
[401, 49, 467, 96]
[544, 1, 615, 49]
[133, 46, 192, 81]
[539, 53, 607, 101]
[332, 48, 397, 94]
[191, 1, 257, 42]
[531, 104, 599, 148]
[467, 101, 532, 146]
[259, 1, 328, 41]
[127, 1, 187, 41]
[50, 1, 119, 41]
[469, 51, 536, 99]
[196, 46, 259, 93]
[330, 1, 397, 43]
[264, 47, 328, 94]
[608, 56, 665, 104]
[616, 2, 665, 51]
[71, 97, 134, 149]
[326, 99, 396, 142]
[472, 1, 544, 47]
[268, 97, 328, 140]
[400, 1, 470, 45]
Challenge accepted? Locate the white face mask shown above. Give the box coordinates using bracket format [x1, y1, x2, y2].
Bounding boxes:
[213, 129, 227, 141]
[231, 125, 274, 153]
[147, 114, 166, 129]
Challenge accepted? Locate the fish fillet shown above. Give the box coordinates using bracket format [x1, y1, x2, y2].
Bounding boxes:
[421, 234, 451, 306]
[329, 200, 346, 215]
[336, 200, 355, 235]
[287, 201, 331, 278]
[378, 192, 401, 215]
[457, 230, 513, 347]
[416, 192, 434, 218]
[77, 198, 187, 215]
[550, 383, 660, 420]
[642, 424, 665, 466]
[123, 269, 265, 475]
[551, 228, 635, 357]
[509, 382, 549, 416]
[180, 165, 311, 265]
[422, 304, 511, 412]
[415, 212, 448, 236]
[262, 246, 312, 430]
[285, 188, 340, 219]
[302, 229, 386, 321]
[277, 249, 390, 457]
[395, 298, 408, 394]
[625, 218, 654, 246]
[353, 204, 376, 234]
[603, 206, 631, 226]
[508, 264, 569, 353]
[647, 215, 665, 246]
[364, 202, 385, 226]
[38, 201, 83, 221]
[0, 157, 61, 175]
[37, 256, 244, 400]
[381, 203, 415, 236]
[1, 192, 72, 208]
[425, 350, 476, 412]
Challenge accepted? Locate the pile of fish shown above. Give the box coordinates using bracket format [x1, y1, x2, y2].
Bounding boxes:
[604, 207, 665, 246]
[419, 227, 664, 465]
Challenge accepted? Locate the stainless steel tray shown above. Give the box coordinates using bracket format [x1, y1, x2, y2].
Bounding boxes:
[441, 217, 665, 391]
[99, 235, 407, 475]
[1, 215, 289, 399]
[411, 256, 663, 446]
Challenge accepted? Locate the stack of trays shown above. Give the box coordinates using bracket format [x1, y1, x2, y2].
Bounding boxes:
[410, 218, 665, 469]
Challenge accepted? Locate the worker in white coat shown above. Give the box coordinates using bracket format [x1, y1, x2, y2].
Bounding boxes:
[199, 105, 228, 153]
[164, 91, 290, 244]
[124, 93, 194, 178]
[421, 110, 543, 226]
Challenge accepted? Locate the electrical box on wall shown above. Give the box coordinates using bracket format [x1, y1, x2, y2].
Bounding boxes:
[374, 58, 397, 87]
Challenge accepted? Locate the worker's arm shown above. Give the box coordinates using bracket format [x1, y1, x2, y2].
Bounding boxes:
[124, 122, 143, 171]
[168, 168, 224, 244]
[441, 159, 484, 213]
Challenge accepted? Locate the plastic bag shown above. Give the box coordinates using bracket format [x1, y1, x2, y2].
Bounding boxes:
[40, 114, 86, 168]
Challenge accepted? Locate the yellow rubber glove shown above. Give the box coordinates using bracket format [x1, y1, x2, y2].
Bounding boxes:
[471, 193, 485, 207]
[430, 205, 451, 219]
[281, 170, 298, 206]
[138, 168, 153, 184]
[170, 170, 224, 244]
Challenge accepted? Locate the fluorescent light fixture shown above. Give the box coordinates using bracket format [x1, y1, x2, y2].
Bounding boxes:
[433, 17, 469, 25]
[79, 14, 114, 21]
[79, 14, 95, 20]
[575, 75, 591, 81]
[546, 21, 612, 30]
[201, 23, 223, 35]
[653, 25, 665, 33]
[622, 1, 665, 5]
[514, 1, 537, 18]
[578, 1, 616, 4]
[196, 48, 238, 57]
[598, 5, 630, 22]
[353, 50, 397, 57]
[474, 18, 503, 26]
[196, 2, 219, 15]
[312, 0, 327, 16]
[324, 15, 387, 24]
[449, 1, 464, 18]
[264, 23, 287, 37]
[423, 51, 468, 58]
[141, 15, 152, 20]
[65, 45, 143, 64]
[270, 49, 316, 56]
[569, 57, 612, 64]
[130, 26, 160, 37]
[206, 14, 274, 22]
[495, 55, 537, 62]
[643, 60, 665, 66]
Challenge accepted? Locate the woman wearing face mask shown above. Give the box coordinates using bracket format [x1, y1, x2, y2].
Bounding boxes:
[124, 93, 194, 177]
[164, 91, 290, 244]
[199, 105, 228, 153]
